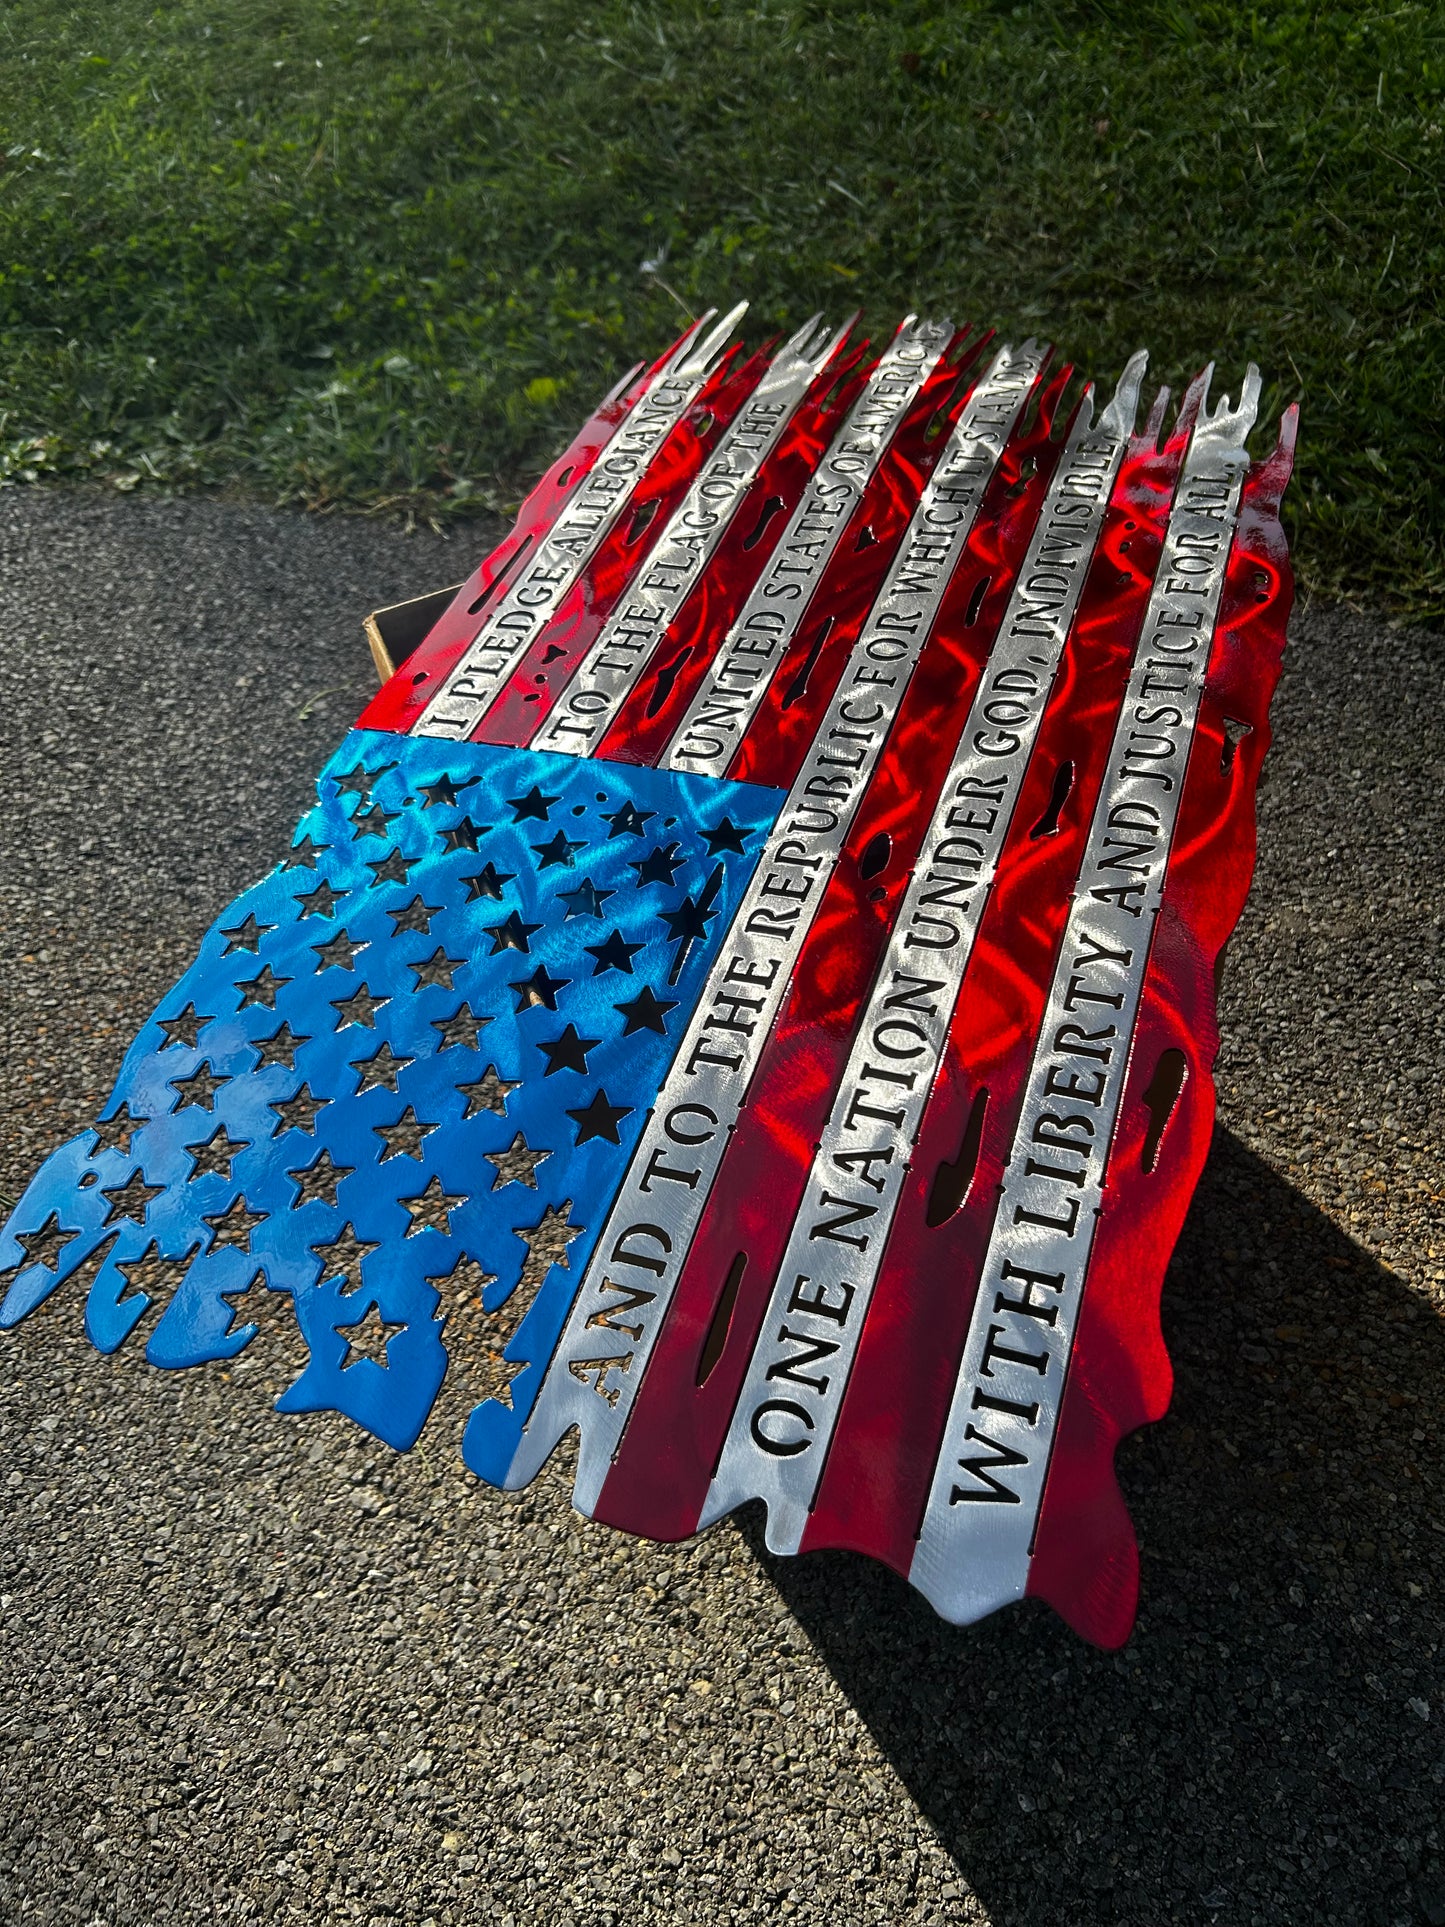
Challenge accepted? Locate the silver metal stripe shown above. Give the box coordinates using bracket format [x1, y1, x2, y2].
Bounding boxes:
[703, 355, 1148, 1552]
[533, 315, 853, 757]
[499, 341, 1048, 1511]
[910, 367, 1262, 1626]
[658, 317, 955, 777]
[414, 302, 749, 741]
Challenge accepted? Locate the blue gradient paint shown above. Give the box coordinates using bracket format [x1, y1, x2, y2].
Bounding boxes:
[0, 729, 781, 1455]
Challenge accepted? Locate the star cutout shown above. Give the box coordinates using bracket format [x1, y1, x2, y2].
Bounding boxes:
[90, 1103, 143, 1156]
[334, 761, 390, 801]
[700, 816, 748, 856]
[409, 947, 464, 992]
[419, 773, 473, 811]
[428, 1252, 524, 1409]
[602, 800, 655, 840]
[559, 878, 615, 919]
[532, 829, 585, 871]
[463, 862, 515, 903]
[374, 1105, 437, 1163]
[338, 1301, 407, 1370]
[220, 913, 273, 955]
[312, 928, 368, 973]
[510, 965, 569, 1013]
[401, 1176, 466, 1237]
[217, 1270, 269, 1339]
[388, 894, 442, 937]
[440, 815, 488, 854]
[513, 1199, 587, 1294]
[350, 1040, 414, 1094]
[100, 1170, 166, 1225]
[567, 1088, 633, 1147]
[331, 983, 390, 1031]
[615, 984, 679, 1036]
[484, 1132, 551, 1191]
[281, 834, 329, 871]
[584, 928, 644, 976]
[169, 1060, 229, 1114]
[630, 842, 686, 888]
[252, 1021, 309, 1071]
[310, 1222, 379, 1292]
[458, 1066, 521, 1117]
[432, 1004, 491, 1052]
[184, 1125, 251, 1183]
[237, 964, 291, 1011]
[486, 911, 541, 956]
[367, 847, 415, 889]
[270, 1083, 329, 1137]
[296, 876, 343, 920]
[507, 784, 559, 822]
[288, 1148, 354, 1209]
[14, 1214, 78, 1275]
[158, 1002, 213, 1049]
[116, 1243, 193, 1310]
[204, 1195, 267, 1254]
[536, 1023, 600, 1076]
[661, 865, 724, 980]
[350, 800, 398, 841]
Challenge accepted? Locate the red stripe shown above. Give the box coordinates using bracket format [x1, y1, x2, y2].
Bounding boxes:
[357, 316, 710, 737]
[1024, 406, 1297, 1647]
[594, 339, 876, 766]
[472, 344, 767, 747]
[796, 380, 1203, 1574]
[591, 357, 1068, 1543]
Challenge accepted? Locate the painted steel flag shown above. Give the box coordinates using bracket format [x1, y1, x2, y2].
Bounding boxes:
[0, 305, 1297, 1645]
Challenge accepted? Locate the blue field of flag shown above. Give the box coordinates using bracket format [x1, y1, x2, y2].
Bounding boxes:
[0, 729, 782, 1455]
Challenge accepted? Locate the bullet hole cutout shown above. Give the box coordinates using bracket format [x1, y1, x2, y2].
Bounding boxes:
[1141, 1049, 1187, 1173]
[781, 617, 834, 712]
[468, 535, 533, 616]
[1029, 760, 1075, 839]
[644, 645, 695, 720]
[554, 464, 575, 490]
[853, 523, 879, 553]
[411, 670, 427, 685]
[1008, 455, 1039, 497]
[625, 498, 660, 547]
[541, 644, 568, 665]
[692, 409, 715, 441]
[1220, 716, 1253, 773]
[742, 493, 785, 552]
[927, 1087, 989, 1227]
[697, 1251, 747, 1387]
[1253, 568, 1270, 601]
[858, 831, 891, 880]
[965, 575, 991, 626]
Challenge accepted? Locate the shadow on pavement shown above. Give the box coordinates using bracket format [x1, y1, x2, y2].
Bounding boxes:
[748, 1127, 1445, 1927]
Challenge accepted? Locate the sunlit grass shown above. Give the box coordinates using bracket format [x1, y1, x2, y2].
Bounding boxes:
[0, 1, 1440, 608]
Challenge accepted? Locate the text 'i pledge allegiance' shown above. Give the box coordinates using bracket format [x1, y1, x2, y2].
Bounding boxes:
[660, 318, 954, 777]
[414, 306, 747, 741]
[501, 340, 1048, 1513]
[702, 356, 1148, 1553]
[910, 370, 1262, 1627]
[535, 320, 847, 756]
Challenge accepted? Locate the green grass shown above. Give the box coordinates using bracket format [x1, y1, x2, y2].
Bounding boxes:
[0, 2, 1441, 610]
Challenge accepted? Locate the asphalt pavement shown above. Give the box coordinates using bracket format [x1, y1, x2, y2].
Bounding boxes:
[0, 486, 1441, 1927]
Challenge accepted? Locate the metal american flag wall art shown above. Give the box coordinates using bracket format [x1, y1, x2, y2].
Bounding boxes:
[0, 306, 1297, 1647]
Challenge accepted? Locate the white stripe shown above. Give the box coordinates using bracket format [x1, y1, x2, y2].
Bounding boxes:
[703, 354, 1148, 1551]
[413, 303, 747, 741]
[909, 366, 1262, 1625]
[533, 315, 852, 757]
[498, 341, 1048, 1512]
[658, 318, 954, 776]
